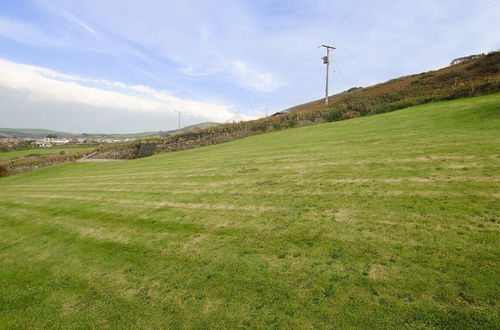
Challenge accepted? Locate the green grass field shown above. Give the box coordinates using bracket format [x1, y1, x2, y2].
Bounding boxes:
[0, 146, 95, 160]
[0, 95, 499, 328]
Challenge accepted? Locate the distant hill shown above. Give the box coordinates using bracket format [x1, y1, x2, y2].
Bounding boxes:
[0, 128, 74, 139]
[160, 122, 219, 137]
[0, 122, 219, 139]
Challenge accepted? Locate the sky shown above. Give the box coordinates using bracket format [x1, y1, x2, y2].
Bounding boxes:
[0, 0, 499, 133]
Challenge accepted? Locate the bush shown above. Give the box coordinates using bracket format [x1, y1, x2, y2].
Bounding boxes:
[0, 164, 9, 177]
[345, 97, 371, 115]
[340, 111, 360, 120]
[272, 122, 284, 130]
[250, 123, 269, 132]
[323, 104, 348, 122]
[144, 137, 161, 142]
[137, 142, 157, 158]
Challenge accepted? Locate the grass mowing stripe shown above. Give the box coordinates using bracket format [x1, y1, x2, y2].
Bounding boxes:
[17, 193, 284, 212]
[4, 186, 499, 198]
[1, 95, 499, 328]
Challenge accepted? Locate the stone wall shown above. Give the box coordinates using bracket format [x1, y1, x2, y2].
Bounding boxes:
[0, 153, 87, 177]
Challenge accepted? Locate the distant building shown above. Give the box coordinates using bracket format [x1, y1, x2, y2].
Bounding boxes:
[49, 138, 70, 145]
[33, 140, 52, 147]
[450, 54, 483, 66]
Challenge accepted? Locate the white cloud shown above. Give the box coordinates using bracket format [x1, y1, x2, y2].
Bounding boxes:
[0, 17, 59, 47]
[2, 0, 499, 128]
[0, 58, 236, 122]
[180, 59, 285, 93]
[35, 0, 98, 36]
[230, 60, 285, 92]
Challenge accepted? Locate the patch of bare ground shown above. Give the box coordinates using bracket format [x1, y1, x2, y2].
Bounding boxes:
[258, 180, 278, 186]
[278, 155, 480, 170]
[306, 176, 500, 184]
[23, 194, 282, 212]
[75, 227, 131, 244]
[202, 299, 222, 314]
[324, 209, 355, 223]
[24, 175, 497, 190]
[35, 178, 257, 187]
[446, 163, 485, 169]
[182, 234, 208, 251]
[60, 295, 81, 316]
[368, 264, 388, 280]
[322, 208, 466, 231]
[7, 186, 498, 199]
[35, 250, 53, 261]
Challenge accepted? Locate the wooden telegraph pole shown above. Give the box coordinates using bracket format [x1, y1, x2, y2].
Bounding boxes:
[321, 44, 335, 107]
[174, 110, 186, 129]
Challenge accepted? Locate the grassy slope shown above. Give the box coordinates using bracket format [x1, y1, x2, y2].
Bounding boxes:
[0, 147, 95, 160]
[0, 95, 499, 328]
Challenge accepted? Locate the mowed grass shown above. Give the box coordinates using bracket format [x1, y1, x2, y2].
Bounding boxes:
[0, 94, 499, 329]
[0, 146, 95, 160]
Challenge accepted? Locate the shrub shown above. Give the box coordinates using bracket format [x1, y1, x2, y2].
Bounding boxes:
[340, 111, 361, 120]
[323, 104, 348, 122]
[250, 123, 268, 132]
[144, 137, 162, 142]
[272, 122, 284, 130]
[0, 164, 9, 177]
[137, 142, 157, 158]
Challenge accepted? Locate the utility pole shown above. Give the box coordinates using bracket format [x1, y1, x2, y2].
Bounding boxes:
[321, 44, 335, 107]
[174, 110, 185, 129]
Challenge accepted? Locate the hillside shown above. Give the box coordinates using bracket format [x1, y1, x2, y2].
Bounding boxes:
[159, 122, 220, 137]
[282, 51, 500, 115]
[85, 52, 499, 162]
[0, 95, 499, 328]
[0, 128, 74, 139]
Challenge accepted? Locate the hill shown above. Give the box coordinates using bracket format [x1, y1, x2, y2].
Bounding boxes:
[282, 51, 500, 115]
[0, 95, 499, 328]
[0, 128, 74, 139]
[87, 51, 498, 161]
[0, 122, 219, 140]
[159, 122, 219, 137]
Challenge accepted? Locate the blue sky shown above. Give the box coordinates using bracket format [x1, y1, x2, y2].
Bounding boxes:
[0, 0, 499, 133]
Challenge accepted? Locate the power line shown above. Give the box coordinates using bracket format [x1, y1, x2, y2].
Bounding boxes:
[336, 0, 500, 62]
[332, 62, 353, 92]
